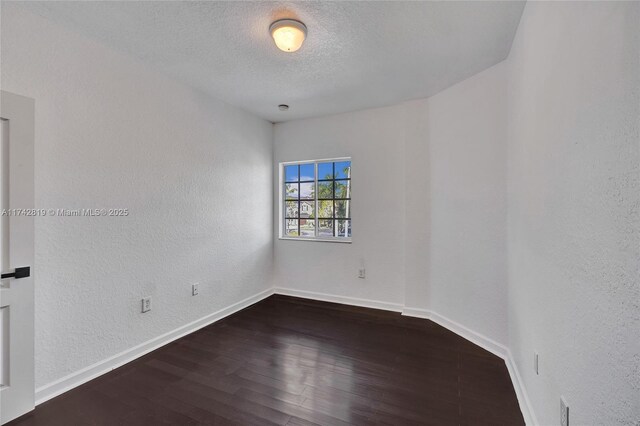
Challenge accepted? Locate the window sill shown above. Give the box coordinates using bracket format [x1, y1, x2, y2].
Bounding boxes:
[278, 236, 352, 244]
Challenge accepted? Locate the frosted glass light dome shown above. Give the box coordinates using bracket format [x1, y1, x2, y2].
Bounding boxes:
[270, 19, 307, 53]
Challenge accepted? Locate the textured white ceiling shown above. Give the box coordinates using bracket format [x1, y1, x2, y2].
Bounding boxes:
[18, 1, 525, 122]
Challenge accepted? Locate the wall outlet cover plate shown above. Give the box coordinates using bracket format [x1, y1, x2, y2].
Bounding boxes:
[141, 297, 152, 313]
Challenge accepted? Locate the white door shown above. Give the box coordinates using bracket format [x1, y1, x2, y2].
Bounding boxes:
[0, 92, 35, 424]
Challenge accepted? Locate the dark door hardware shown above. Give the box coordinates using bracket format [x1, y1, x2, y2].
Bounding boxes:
[1, 266, 30, 279]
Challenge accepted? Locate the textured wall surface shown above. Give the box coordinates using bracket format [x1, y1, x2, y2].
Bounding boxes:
[1, 5, 273, 388]
[273, 62, 509, 341]
[507, 2, 640, 424]
[402, 99, 431, 312]
[273, 106, 408, 307]
[426, 62, 509, 346]
[3, 3, 638, 423]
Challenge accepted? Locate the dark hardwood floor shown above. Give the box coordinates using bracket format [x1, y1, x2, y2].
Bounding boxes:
[9, 295, 524, 425]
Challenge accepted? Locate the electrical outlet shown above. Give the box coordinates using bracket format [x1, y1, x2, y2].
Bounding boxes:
[534, 352, 539, 375]
[358, 268, 366, 279]
[192, 283, 199, 296]
[560, 396, 569, 426]
[141, 297, 152, 313]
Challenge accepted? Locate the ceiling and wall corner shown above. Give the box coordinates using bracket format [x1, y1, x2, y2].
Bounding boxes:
[14, 1, 525, 122]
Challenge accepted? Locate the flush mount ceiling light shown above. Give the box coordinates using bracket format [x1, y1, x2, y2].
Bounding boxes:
[270, 19, 307, 52]
[278, 104, 289, 111]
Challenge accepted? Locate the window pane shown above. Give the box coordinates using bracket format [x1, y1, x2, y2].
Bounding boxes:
[300, 182, 315, 199]
[284, 165, 298, 182]
[335, 180, 351, 199]
[285, 183, 299, 200]
[317, 181, 333, 199]
[318, 219, 333, 237]
[299, 219, 315, 237]
[335, 161, 351, 179]
[318, 200, 333, 218]
[318, 162, 334, 180]
[336, 220, 351, 237]
[299, 164, 315, 181]
[285, 201, 298, 218]
[335, 200, 350, 218]
[285, 219, 298, 237]
[299, 200, 315, 218]
[281, 159, 351, 240]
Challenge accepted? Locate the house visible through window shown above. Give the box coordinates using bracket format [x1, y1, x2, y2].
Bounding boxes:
[282, 158, 351, 240]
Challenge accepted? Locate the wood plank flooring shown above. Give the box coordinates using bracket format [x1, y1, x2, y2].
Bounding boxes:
[8, 295, 524, 425]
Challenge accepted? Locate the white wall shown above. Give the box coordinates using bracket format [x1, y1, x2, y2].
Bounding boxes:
[425, 62, 508, 346]
[273, 106, 408, 310]
[1, 5, 273, 389]
[273, 62, 509, 346]
[275, 3, 640, 424]
[403, 101, 431, 313]
[5, 3, 637, 424]
[507, 2, 640, 425]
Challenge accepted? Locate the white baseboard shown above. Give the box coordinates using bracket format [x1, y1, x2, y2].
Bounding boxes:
[35, 288, 274, 406]
[403, 307, 507, 358]
[275, 287, 535, 423]
[35, 287, 536, 425]
[273, 287, 404, 312]
[427, 311, 508, 359]
[402, 308, 536, 425]
[505, 349, 538, 426]
[401, 306, 431, 319]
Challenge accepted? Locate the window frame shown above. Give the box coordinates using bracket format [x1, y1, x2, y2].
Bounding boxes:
[279, 157, 352, 243]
